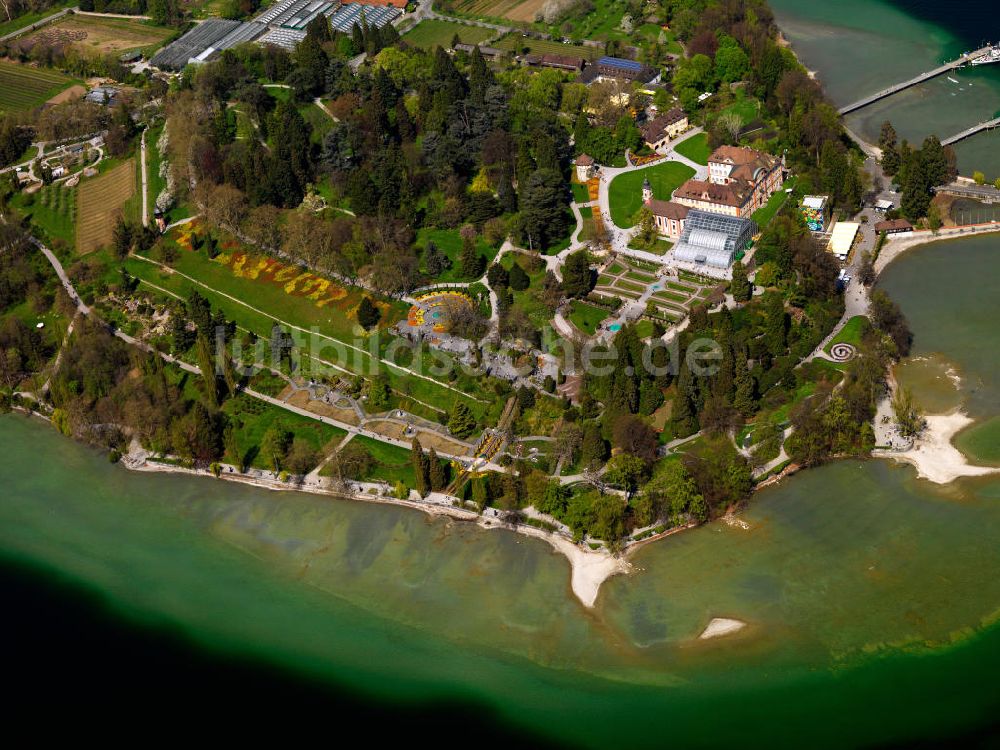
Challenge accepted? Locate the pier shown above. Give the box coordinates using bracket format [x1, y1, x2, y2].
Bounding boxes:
[941, 116, 1000, 145]
[838, 46, 994, 115]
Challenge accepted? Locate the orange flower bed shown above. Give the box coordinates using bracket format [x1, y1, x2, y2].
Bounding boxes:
[174, 220, 202, 252]
[628, 151, 666, 167]
[212, 250, 355, 311]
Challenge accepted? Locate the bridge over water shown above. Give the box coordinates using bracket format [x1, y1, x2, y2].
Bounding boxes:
[838, 46, 994, 115]
[941, 116, 1000, 145]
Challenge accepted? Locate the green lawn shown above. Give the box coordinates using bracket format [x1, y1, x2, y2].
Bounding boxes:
[146, 121, 166, 220]
[493, 33, 600, 60]
[568, 301, 609, 335]
[673, 132, 710, 166]
[653, 289, 687, 303]
[608, 161, 695, 228]
[11, 182, 77, 250]
[572, 181, 591, 203]
[634, 319, 657, 339]
[222, 393, 345, 471]
[666, 281, 697, 293]
[416, 227, 499, 283]
[299, 102, 334, 144]
[500, 253, 552, 331]
[614, 279, 646, 293]
[752, 177, 797, 229]
[330, 434, 449, 489]
[719, 93, 761, 126]
[824, 315, 867, 354]
[623, 270, 655, 283]
[402, 19, 494, 49]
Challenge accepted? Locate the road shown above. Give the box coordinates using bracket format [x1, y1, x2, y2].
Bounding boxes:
[140, 126, 149, 227]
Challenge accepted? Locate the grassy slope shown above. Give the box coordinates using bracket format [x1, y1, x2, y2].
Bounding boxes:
[125, 246, 488, 417]
[223, 393, 346, 470]
[0, 2, 73, 37]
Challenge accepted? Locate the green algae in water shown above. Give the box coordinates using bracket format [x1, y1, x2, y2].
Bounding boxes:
[3, 232, 1000, 746]
[956, 415, 1000, 465]
[2, 414, 1000, 747]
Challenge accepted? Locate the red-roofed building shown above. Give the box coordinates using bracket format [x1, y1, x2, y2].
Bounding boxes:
[642, 177, 688, 238]
[640, 108, 688, 150]
[352, 0, 407, 7]
[672, 145, 783, 218]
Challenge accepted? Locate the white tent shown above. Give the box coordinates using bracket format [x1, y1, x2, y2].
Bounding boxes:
[828, 222, 860, 259]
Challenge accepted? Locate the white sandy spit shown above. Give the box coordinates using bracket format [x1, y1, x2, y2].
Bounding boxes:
[540, 533, 631, 608]
[699, 618, 747, 640]
[881, 411, 1000, 484]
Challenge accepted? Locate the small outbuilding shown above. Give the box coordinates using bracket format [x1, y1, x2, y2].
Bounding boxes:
[575, 154, 595, 182]
[874, 218, 913, 234]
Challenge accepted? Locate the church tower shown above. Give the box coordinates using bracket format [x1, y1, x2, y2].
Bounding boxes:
[642, 177, 653, 205]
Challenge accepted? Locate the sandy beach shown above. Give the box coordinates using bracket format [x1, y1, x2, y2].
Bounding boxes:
[699, 618, 747, 639]
[877, 410, 1000, 484]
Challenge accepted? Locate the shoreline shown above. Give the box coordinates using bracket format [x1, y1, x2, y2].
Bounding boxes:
[875, 223, 1000, 275]
[875, 408, 1000, 484]
[121, 450, 630, 608]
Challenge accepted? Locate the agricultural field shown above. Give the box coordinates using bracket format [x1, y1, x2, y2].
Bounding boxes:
[20, 14, 174, 57]
[493, 33, 599, 60]
[448, 0, 544, 23]
[402, 19, 494, 49]
[0, 60, 78, 112]
[608, 160, 694, 228]
[76, 159, 136, 254]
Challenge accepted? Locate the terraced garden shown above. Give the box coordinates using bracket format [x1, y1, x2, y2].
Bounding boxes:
[594, 258, 721, 323]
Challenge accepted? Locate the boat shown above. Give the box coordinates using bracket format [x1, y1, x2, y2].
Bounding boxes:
[969, 46, 1000, 66]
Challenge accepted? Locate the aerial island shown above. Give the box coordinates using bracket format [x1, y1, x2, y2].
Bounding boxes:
[2, 0, 998, 608]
